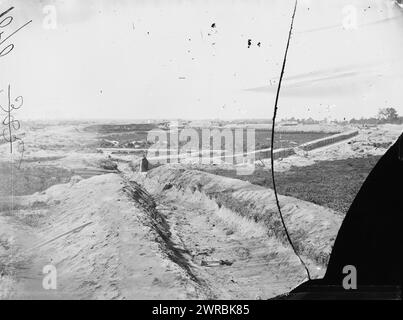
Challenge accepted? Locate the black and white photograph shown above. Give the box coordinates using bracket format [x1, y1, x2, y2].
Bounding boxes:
[0, 0, 402, 306]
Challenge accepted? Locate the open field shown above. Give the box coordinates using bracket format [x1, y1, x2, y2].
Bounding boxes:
[95, 128, 334, 150]
[84, 124, 334, 151]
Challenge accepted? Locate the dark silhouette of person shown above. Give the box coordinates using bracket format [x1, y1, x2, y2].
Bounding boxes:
[140, 154, 149, 172]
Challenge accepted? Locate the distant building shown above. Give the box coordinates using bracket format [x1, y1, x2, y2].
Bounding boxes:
[280, 121, 299, 126]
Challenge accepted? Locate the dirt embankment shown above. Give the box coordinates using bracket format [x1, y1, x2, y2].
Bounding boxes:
[2, 163, 342, 299]
[0, 174, 206, 299]
[269, 124, 403, 172]
[136, 166, 342, 268]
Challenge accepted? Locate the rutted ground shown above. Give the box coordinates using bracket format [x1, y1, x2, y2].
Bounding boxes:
[120, 163, 344, 298]
[143, 188, 310, 299]
[130, 179, 308, 299]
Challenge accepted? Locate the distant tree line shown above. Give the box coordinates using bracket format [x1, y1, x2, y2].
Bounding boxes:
[281, 108, 402, 125]
[350, 107, 402, 125]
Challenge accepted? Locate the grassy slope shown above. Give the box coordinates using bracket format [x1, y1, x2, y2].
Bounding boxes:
[0, 162, 73, 197]
[202, 156, 381, 215]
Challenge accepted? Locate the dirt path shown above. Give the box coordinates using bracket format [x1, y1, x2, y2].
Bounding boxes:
[123, 167, 320, 299]
[151, 193, 308, 299]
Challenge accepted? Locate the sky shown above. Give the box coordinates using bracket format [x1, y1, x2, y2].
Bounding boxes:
[1, 0, 403, 120]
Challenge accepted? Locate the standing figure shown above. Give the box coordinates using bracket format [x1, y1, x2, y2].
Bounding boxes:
[140, 153, 149, 173]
